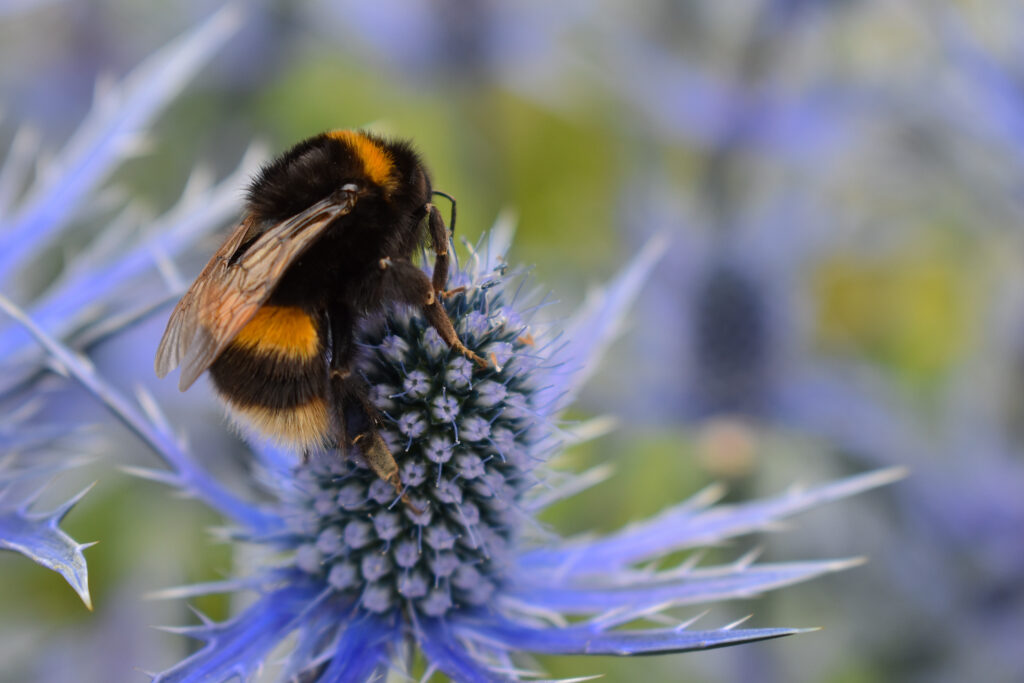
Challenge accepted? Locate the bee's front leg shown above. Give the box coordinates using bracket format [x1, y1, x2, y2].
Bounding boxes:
[425, 202, 451, 295]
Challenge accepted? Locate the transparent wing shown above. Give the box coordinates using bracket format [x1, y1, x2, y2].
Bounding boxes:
[155, 192, 357, 390]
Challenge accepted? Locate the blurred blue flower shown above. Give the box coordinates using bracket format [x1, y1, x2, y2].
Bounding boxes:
[588, 29, 859, 161]
[933, 6, 1024, 171]
[611, 178, 925, 479]
[0, 5, 250, 604]
[588, 1, 928, 478]
[864, 288, 1024, 681]
[599, 7, 1024, 680]
[4, 221, 899, 679]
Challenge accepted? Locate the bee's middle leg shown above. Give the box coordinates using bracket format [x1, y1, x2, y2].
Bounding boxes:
[377, 257, 488, 368]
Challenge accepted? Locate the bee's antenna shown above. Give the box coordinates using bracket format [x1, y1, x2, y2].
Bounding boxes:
[432, 190, 457, 234]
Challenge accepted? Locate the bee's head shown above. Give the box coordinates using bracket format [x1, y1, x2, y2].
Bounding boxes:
[247, 130, 431, 229]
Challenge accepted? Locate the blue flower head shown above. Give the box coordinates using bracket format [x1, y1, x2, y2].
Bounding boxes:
[2, 215, 901, 679]
[275, 255, 542, 620]
[2, 223, 882, 681]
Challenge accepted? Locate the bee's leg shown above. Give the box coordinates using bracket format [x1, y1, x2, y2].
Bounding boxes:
[425, 202, 470, 299]
[326, 307, 356, 458]
[353, 429, 400, 494]
[333, 374, 420, 510]
[327, 309, 418, 510]
[377, 257, 488, 368]
[426, 201, 465, 297]
[351, 403, 422, 513]
[425, 203, 450, 294]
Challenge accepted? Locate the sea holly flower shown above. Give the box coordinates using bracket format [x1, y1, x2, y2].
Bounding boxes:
[0, 6, 250, 603]
[3, 220, 900, 680]
[0, 410, 95, 608]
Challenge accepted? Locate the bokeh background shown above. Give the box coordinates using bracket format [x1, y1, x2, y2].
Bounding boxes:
[1, 1, 1023, 681]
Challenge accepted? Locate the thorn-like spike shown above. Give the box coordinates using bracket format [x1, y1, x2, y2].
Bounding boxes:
[722, 614, 754, 631]
[186, 603, 216, 627]
[676, 609, 712, 631]
[144, 578, 248, 601]
[119, 465, 181, 487]
[134, 384, 174, 436]
[15, 479, 54, 516]
[562, 416, 619, 444]
[419, 663, 438, 683]
[49, 481, 98, 523]
[527, 463, 617, 511]
[822, 556, 869, 572]
[686, 481, 729, 509]
[0, 125, 41, 213]
[734, 545, 764, 570]
[180, 163, 215, 201]
[592, 600, 681, 629]
[151, 623, 206, 637]
[152, 246, 187, 292]
[678, 549, 706, 573]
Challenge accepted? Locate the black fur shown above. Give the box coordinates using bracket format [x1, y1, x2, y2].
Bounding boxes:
[209, 131, 436, 448]
[202, 130, 485, 505]
[247, 133, 431, 313]
[209, 343, 327, 410]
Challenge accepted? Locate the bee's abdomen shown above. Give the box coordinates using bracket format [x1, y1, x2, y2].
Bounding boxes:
[208, 305, 332, 450]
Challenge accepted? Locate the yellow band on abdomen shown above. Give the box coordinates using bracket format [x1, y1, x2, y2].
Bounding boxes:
[232, 305, 319, 360]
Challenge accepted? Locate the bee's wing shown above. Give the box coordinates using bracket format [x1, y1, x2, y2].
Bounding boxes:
[155, 193, 357, 390]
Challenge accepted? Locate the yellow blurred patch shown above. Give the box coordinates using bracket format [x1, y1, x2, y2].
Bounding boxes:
[812, 251, 970, 383]
[695, 417, 759, 480]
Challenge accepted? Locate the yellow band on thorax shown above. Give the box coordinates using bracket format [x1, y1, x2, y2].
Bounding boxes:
[328, 130, 397, 194]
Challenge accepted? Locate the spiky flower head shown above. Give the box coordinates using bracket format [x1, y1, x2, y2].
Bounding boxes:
[286, 270, 538, 618]
[8, 224, 882, 682]
[3, 206, 902, 678]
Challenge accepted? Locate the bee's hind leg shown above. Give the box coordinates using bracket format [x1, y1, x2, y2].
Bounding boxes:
[328, 325, 420, 512]
[362, 439, 419, 511]
[352, 430, 401, 496]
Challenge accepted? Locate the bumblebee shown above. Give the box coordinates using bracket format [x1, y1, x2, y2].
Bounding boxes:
[155, 129, 485, 500]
